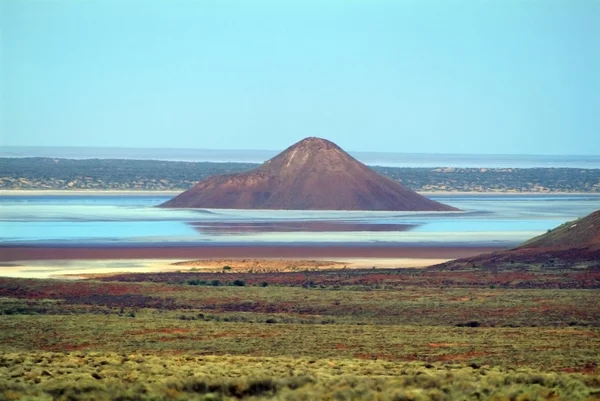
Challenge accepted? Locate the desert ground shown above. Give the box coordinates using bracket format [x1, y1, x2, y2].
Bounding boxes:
[2, 247, 599, 400]
[0, 257, 455, 279]
[0, 243, 500, 280]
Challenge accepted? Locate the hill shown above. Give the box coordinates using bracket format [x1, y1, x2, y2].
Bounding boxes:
[520, 210, 600, 250]
[433, 210, 600, 271]
[160, 137, 458, 211]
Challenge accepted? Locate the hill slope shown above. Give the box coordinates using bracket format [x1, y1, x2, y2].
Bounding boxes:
[433, 210, 600, 271]
[520, 210, 600, 250]
[160, 137, 458, 211]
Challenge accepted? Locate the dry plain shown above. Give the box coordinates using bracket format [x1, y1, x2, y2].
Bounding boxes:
[1, 255, 599, 400]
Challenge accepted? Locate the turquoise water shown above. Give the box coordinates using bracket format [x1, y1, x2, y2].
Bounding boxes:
[1, 194, 599, 246]
[1, 221, 198, 242]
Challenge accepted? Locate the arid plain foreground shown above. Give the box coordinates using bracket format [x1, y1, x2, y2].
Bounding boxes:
[1, 261, 599, 401]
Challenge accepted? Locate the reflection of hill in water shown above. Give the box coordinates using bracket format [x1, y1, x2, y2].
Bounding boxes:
[190, 221, 419, 234]
[2, 194, 600, 248]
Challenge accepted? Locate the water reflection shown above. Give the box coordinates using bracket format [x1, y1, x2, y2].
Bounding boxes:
[1, 194, 598, 247]
[191, 221, 419, 235]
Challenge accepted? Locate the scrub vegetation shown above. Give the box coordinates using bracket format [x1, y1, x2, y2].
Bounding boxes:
[3, 353, 600, 401]
[2, 157, 599, 192]
[1, 268, 599, 400]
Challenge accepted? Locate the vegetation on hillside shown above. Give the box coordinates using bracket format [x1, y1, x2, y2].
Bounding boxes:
[433, 210, 600, 272]
[521, 210, 600, 249]
[1, 157, 599, 192]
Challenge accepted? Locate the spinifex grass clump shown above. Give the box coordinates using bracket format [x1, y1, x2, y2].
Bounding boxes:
[2, 353, 599, 401]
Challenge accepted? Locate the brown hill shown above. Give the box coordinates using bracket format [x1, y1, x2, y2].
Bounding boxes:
[160, 137, 458, 211]
[520, 210, 600, 250]
[433, 210, 600, 271]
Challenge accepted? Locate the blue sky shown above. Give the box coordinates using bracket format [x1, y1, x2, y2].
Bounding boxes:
[2, 0, 599, 155]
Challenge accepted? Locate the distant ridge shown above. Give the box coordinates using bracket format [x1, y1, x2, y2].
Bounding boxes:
[160, 137, 458, 211]
[3, 146, 600, 168]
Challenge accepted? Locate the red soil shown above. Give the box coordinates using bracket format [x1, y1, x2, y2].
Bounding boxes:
[0, 245, 502, 262]
[124, 328, 191, 335]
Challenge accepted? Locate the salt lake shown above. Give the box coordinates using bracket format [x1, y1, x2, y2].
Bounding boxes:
[1, 193, 599, 247]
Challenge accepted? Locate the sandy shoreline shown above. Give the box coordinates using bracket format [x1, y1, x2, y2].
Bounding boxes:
[0, 257, 454, 279]
[0, 245, 499, 278]
[2, 190, 597, 196]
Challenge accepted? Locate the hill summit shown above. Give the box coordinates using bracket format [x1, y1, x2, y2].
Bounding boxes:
[160, 137, 459, 211]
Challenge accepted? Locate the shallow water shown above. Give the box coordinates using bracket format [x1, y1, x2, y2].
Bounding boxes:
[1, 194, 598, 247]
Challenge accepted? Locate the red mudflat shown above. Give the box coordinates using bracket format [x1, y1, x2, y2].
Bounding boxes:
[0, 245, 504, 262]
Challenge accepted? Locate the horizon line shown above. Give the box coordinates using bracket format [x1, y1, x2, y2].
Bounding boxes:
[3, 145, 599, 158]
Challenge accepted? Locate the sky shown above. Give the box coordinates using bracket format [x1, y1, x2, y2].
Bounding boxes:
[1, 0, 599, 155]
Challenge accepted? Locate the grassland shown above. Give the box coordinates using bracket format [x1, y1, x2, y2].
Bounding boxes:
[1, 267, 599, 400]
